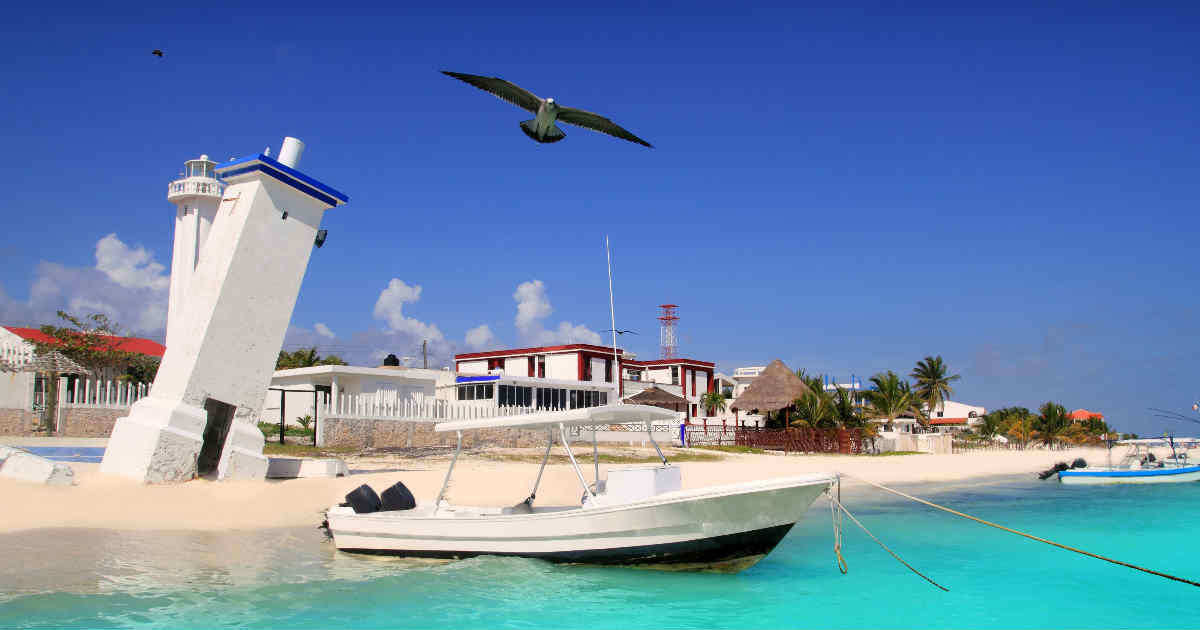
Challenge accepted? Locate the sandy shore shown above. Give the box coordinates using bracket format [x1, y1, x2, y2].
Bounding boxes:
[0, 446, 1107, 534]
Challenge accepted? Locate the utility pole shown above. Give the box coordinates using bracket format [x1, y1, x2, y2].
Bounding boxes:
[422, 340, 428, 369]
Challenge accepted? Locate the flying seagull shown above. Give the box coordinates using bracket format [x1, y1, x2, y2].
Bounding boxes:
[603, 329, 638, 335]
[151, 49, 164, 57]
[442, 71, 652, 148]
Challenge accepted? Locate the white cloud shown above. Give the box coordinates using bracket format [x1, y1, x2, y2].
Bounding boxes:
[512, 279, 602, 345]
[464, 324, 496, 350]
[372, 278, 444, 341]
[94, 233, 170, 291]
[514, 280, 554, 334]
[0, 234, 169, 336]
[313, 322, 335, 338]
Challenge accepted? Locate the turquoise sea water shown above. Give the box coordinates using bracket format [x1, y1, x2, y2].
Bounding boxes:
[2, 475, 1198, 629]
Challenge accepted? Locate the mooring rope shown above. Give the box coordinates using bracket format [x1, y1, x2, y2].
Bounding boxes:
[828, 493, 949, 591]
[828, 479, 847, 574]
[844, 474, 1200, 589]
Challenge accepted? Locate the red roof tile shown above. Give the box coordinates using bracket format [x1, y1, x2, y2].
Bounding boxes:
[3, 326, 165, 358]
[1068, 409, 1103, 421]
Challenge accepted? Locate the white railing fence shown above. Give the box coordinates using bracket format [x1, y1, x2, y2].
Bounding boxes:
[321, 392, 571, 422]
[61, 377, 151, 409]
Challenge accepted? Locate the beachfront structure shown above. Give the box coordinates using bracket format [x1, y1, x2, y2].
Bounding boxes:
[1068, 408, 1104, 423]
[454, 344, 717, 420]
[924, 400, 987, 432]
[101, 137, 349, 483]
[730, 366, 765, 398]
[263, 363, 452, 426]
[0, 325, 165, 413]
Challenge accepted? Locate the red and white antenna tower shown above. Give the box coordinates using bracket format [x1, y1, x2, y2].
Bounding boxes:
[658, 304, 679, 359]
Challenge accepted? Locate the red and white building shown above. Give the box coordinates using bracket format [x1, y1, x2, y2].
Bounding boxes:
[454, 343, 716, 420]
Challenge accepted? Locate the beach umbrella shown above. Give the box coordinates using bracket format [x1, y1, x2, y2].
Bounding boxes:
[23, 350, 90, 375]
[23, 351, 90, 432]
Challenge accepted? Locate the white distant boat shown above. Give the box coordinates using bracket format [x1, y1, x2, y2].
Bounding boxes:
[324, 404, 836, 571]
[1058, 438, 1200, 485]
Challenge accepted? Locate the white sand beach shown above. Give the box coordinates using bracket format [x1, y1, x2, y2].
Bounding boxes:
[0, 446, 1109, 535]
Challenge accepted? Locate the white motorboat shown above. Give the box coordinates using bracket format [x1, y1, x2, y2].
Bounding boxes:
[324, 404, 836, 571]
[1058, 438, 1200, 485]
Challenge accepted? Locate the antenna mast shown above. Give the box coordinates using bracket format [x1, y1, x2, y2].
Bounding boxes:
[606, 236, 621, 403]
[658, 304, 679, 359]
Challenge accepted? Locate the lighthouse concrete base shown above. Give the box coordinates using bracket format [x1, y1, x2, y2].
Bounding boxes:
[101, 396, 270, 483]
[100, 397, 206, 483]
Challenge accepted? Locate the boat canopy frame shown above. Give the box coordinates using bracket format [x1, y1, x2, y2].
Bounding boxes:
[431, 405, 677, 514]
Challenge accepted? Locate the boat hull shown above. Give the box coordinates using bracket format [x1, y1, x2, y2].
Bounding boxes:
[326, 474, 833, 571]
[1059, 465, 1200, 485]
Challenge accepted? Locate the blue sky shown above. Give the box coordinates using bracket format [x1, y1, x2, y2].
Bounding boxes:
[1, 2, 1198, 435]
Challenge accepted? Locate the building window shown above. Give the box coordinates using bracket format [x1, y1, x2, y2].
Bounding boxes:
[600, 392, 608, 405]
[528, 357, 535, 377]
[605, 359, 612, 383]
[690, 370, 696, 395]
[671, 366, 679, 385]
[937, 411, 943, 418]
[538, 356, 546, 378]
[582, 358, 592, 381]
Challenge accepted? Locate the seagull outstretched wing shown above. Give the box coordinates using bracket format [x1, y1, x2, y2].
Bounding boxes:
[556, 107, 653, 148]
[442, 71, 542, 113]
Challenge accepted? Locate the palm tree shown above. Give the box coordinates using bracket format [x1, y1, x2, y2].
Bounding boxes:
[830, 385, 864, 428]
[864, 371, 921, 430]
[792, 391, 834, 428]
[910, 355, 961, 422]
[1035, 402, 1070, 447]
[701, 391, 727, 416]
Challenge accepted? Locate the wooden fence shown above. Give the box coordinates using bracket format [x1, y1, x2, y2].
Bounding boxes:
[734, 427, 866, 454]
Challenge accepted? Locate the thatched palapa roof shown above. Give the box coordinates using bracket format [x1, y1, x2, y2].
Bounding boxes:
[731, 359, 811, 412]
[625, 385, 687, 409]
[23, 351, 90, 375]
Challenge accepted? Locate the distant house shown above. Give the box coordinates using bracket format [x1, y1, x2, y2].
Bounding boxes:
[0, 325, 165, 412]
[924, 400, 987, 433]
[263, 363, 452, 426]
[1068, 408, 1104, 423]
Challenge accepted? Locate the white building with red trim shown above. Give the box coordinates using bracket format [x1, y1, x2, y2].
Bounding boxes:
[453, 343, 717, 420]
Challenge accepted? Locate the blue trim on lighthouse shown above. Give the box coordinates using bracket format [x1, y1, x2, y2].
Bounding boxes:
[216, 154, 349, 206]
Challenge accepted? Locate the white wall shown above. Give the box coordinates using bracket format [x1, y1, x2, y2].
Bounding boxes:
[457, 359, 487, 374]
[503, 357, 527, 376]
[645, 367, 674, 385]
[0, 372, 32, 410]
[545, 353, 577, 380]
[589, 357, 611, 384]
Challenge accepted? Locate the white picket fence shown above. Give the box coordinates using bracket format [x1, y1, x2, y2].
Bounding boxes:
[61, 378, 151, 409]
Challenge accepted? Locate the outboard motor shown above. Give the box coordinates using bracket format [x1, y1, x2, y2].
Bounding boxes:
[1070, 458, 1087, 469]
[380, 481, 417, 511]
[1038, 462, 1070, 480]
[345, 484, 382, 514]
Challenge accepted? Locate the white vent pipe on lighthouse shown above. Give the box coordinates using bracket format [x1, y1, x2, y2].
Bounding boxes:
[278, 136, 304, 168]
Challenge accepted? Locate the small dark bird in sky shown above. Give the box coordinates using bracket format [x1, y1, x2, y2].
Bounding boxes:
[151, 49, 164, 58]
[604, 329, 638, 335]
[441, 71, 652, 148]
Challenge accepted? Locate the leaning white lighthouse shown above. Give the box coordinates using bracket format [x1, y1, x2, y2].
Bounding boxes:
[102, 136, 346, 483]
[165, 155, 222, 350]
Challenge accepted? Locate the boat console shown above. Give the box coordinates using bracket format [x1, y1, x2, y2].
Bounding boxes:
[584, 464, 681, 508]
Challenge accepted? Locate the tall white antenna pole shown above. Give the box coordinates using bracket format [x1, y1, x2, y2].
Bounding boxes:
[606, 236, 621, 405]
